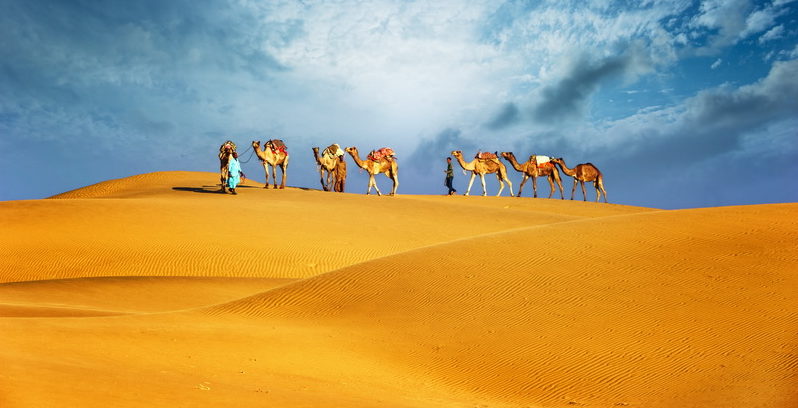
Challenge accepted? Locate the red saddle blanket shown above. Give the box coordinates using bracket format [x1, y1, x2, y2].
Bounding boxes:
[368, 147, 395, 161]
[268, 139, 287, 154]
[537, 162, 554, 169]
[475, 151, 498, 160]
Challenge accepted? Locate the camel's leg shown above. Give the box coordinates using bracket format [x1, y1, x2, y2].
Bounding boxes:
[480, 174, 487, 196]
[279, 162, 287, 189]
[499, 171, 513, 197]
[372, 175, 382, 196]
[390, 174, 398, 196]
[594, 181, 601, 202]
[531, 176, 538, 198]
[598, 178, 608, 203]
[546, 176, 555, 199]
[496, 177, 504, 197]
[553, 170, 564, 199]
[517, 175, 528, 197]
[263, 163, 270, 189]
[570, 179, 578, 200]
[279, 158, 288, 189]
[320, 169, 330, 191]
[580, 181, 588, 201]
[220, 170, 227, 193]
[465, 173, 476, 196]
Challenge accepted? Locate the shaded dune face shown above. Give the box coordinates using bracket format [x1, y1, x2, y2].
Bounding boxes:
[1, 171, 796, 408]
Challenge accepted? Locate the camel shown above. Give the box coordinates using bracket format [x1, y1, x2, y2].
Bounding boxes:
[344, 147, 399, 196]
[500, 152, 564, 199]
[252, 140, 289, 189]
[450, 150, 513, 197]
[218, 141, 236, 193]
[550, 157, 608, 203]
[312, 144, 343, 191]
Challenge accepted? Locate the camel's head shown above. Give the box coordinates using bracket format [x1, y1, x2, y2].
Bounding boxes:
[450, 150, 462, 157]
[345, 146, 357, 154]
[551, 157, 563, 164]
[252, 140, 261, 149]
[500, 152, 513, 159]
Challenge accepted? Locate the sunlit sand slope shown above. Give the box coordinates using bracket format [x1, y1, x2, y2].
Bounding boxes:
[1, 171, 649, 283]
[203, 203, 798, 407]
[0, 171, 794, 408]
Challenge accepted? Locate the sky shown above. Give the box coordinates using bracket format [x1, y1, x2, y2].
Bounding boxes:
[1, 0, 796, 209]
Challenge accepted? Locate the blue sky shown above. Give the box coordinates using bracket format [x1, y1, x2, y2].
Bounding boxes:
[1, 0, 796, 208]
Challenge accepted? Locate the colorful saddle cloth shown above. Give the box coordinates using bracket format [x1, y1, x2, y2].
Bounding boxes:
[368, 147, 396, 161]
[475, 151, 498, 160]
[267, 139, 287, 154]
[531, 155, 553, 168]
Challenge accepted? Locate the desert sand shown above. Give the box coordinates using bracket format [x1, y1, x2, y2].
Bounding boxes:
[1, 171, 796, 408]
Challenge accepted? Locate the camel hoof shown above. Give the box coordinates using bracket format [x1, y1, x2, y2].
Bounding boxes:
[279, 185, 285, 189]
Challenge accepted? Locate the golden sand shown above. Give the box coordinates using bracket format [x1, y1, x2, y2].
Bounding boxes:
[1, 171, 796, 407]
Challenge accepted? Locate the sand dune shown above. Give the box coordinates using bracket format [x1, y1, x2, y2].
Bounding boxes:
[1, 171, 795, 407]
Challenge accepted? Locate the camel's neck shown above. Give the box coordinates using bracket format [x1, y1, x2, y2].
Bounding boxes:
[555, 160, 576, 176]
[505, 154, 525, 171]
[312, 148, 323, 166]
[347, 150, 369, 170]
[255, 146, 274, 164]
[454, 155, 474, 171]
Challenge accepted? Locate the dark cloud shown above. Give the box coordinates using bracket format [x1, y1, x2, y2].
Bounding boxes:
[532, 54, 632, 123]
[485, 102, 520, 130]
[496, 59, 798, 208]
[684, 59, 798, 132]
[408, 128, 475, 167]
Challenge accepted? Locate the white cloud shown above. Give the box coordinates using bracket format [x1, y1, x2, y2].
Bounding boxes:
[759, 24, 785, 43]
[739, 4, 782, 39]
[711, 58, 723, 69]
[689, 0, 791, 52]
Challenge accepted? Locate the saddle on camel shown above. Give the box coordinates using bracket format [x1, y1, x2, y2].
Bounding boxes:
[367, 147, 396, 162]
[267, 139, 288, 154]
[530, 154, 554, 169]
[323, 144, 344, 158]
[475, 151, 500, 162]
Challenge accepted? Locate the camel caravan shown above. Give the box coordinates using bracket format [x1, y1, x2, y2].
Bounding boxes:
[217, 140, 606, 203]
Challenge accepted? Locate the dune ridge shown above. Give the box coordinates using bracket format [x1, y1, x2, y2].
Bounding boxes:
[1, 171, 795, 408]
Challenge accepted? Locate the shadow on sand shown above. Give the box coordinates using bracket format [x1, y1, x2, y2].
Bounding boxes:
[172, 185, 259, 194]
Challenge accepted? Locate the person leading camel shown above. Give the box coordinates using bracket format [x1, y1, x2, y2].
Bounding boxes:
[444, 157, 457, 195]
[333, 155, 347, 192]
[227, 152, 242, 195]
[218, 140, 236, 193]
